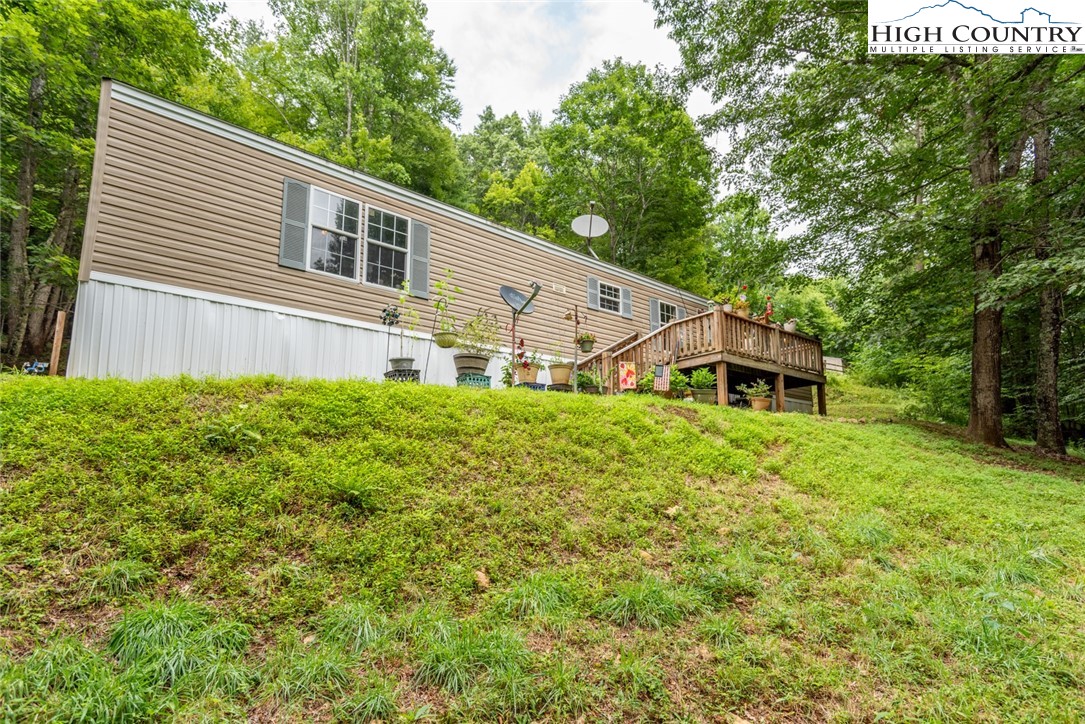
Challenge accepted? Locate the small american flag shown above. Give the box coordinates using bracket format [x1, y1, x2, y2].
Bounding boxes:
[653, 364, 671, 392]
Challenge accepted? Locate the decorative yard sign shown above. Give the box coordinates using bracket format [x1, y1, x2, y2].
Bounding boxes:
[653, 364, 671, 392]
[867, 0, 1085, 54]
[618, 362, 637, 391]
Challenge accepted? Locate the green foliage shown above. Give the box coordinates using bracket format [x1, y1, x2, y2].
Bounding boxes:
[689, 368, 717, 390]
[200, 417, 262, 456]
[576, 370, 602, 389]
[3, 376, 1085, 719]
[336, 676, 399, 721]
[320, 599, 389, 652]
[544, 60, 719, 293]
[596, 576, 702, 629]
[456, 309, 501, 356]
[432, 268, 461, 332]
[85, 560, 158, 598]
[736, 379, 771, 399]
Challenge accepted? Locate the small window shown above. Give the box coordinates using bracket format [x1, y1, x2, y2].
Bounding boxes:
[598, 281, 622, 313]
[659, 301, 678, 326]
[308, 188, 360, 280]
[366, 207, 409, 289]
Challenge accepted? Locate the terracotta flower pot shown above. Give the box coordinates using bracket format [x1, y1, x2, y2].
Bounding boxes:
[750, 396, 771, 411]
[519, 363, 541, 384]
[434, 331, 458, 348]
[548, 362, 574, 385]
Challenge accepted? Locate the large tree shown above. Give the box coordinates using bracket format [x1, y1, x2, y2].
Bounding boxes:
[544, 60, 719, 294]
[653, 0, 1085, 449]
[0, 0, 221, 364]
[218, 0, 464, 201]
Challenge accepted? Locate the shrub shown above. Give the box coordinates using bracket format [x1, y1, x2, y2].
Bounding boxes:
[457, 310, 501, 356]
[737, 379, 772, 399]
[670, 370, 690, 393]
[690, 368, 717, 389]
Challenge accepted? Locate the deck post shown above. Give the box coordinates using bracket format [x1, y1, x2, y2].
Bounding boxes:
[775, 372, 785, 412]
[716, 361, 728, 406]
[817, 383, 827, 415]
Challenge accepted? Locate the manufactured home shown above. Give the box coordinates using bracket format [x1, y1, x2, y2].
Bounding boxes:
[69, 80, 825, 412]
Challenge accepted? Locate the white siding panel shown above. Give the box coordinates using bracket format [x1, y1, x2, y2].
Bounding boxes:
[67, 279, 499, 386]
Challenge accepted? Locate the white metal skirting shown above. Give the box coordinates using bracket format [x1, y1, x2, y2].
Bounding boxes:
[67, 278, 512, 385]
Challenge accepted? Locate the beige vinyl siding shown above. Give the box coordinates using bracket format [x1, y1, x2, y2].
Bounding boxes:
[88, 97, 705, 359]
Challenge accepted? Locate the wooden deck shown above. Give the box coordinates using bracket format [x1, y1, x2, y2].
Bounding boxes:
[578, 308, 828, 414]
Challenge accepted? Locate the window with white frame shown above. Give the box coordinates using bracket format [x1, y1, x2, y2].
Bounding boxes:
[365, 207, 409, 289]
[308, 188, 360, 280]
[659, 301, 678, 325]
[598, 281, 622, 313]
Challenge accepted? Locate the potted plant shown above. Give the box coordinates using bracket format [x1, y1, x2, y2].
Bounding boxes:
[783, 318, 798, 333]
[689, 368, 717, 404]
[576, 332, 596, 353]
[547, 345, 574, 385]
[576, 370, 602, 394]
[517, 347, 544, 384]
[454, 309, 500, 376]
[382, 286, 420, 372]
[432, 269, 460, 348]
[737, 379, 773, 411]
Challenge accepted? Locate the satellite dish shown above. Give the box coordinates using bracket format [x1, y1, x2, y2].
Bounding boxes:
[499, 285, 538, 315]
[571, 214, 609, 239]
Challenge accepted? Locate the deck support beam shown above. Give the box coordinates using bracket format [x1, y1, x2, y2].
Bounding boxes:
[817, 383, 827, 416]
[716, 361, 728, 406]
[775, 372, 785, 412]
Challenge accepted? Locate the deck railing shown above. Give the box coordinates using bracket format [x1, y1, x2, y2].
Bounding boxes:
[599, 309, 823, 390]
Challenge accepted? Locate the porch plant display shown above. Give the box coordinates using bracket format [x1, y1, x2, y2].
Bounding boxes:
[576, 331, 596, 353]
[576, 370, 602, 394]
[732, 285, 750, 318]
[454, 309, 500, 376]
[689, 367, 717, 404]
[737, 378, 773, 411]
[547, 345, 574, 385]
[432, 269, 461, 348]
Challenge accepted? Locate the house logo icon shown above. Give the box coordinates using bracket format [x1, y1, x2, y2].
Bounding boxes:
[868, 0, 1084, 54]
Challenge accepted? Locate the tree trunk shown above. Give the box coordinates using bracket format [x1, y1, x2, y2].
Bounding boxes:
[1030, 117, 1065, 455]
[5, 72, 46, 363]
[25, 164, 81, 355]
[965, 123, 1007, 447]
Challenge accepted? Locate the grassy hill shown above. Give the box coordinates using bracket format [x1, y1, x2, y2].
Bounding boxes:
[1, 377, 1083, 721]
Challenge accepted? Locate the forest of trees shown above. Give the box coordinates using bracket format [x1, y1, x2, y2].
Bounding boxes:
[2, 0, 1082, 453]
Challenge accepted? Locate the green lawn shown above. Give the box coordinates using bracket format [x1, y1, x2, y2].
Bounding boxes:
[1, 376, 1083, 721]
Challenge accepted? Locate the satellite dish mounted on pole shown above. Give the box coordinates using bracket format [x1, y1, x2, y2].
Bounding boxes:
[569, 201, 610, 392]
[571, 200, 609, 260]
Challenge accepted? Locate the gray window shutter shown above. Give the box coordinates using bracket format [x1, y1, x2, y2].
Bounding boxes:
[677, 306, 687, 320]
[649, 298, 660, 331]
[587, 276, 600, 310]
[409, 220, 430, 299]
[621, 287, 633, 319]
[279, 178, 309, 270]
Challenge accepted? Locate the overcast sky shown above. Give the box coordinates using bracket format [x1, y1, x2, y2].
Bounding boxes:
[220, 0, 716, 134]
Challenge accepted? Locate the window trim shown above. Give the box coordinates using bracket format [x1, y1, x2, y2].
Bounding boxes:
[361, 203, 412, 294]
[596, 280, 624, 316]
[658, 300, 678, 326]
[304, 184, 361, 283]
